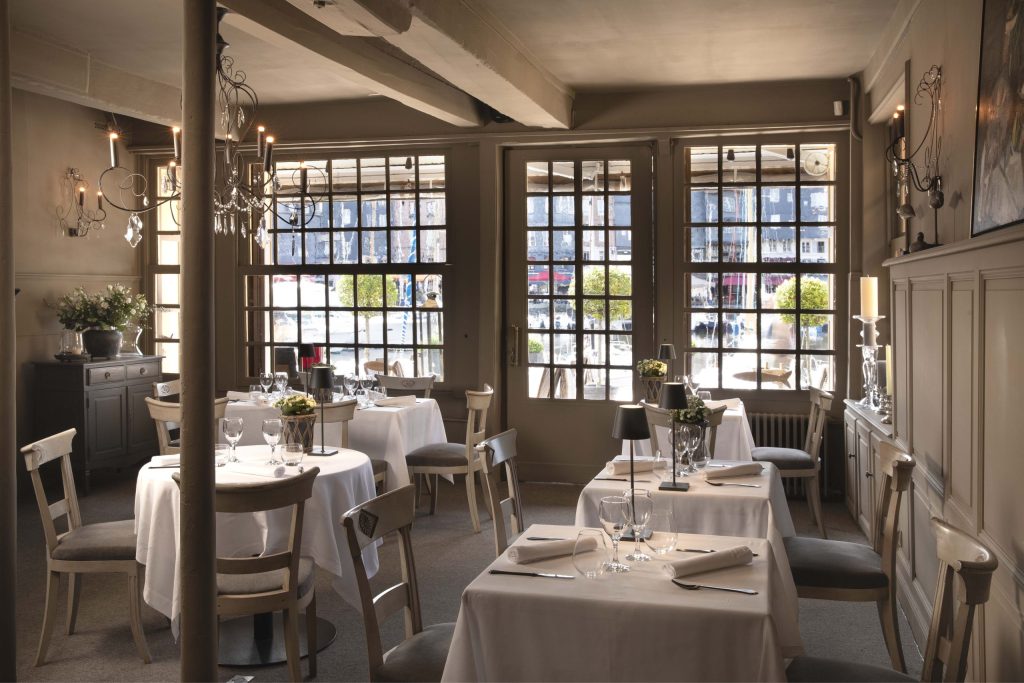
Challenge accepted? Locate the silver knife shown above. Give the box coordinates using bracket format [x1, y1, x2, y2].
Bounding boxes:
[489, 569, 574, 580]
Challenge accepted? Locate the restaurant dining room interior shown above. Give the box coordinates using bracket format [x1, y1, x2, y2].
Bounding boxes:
[1, 0, 1023, 681]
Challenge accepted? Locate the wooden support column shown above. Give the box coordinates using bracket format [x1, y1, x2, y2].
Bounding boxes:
[179, 0, 218, 680]
[0, 0, 16, 676]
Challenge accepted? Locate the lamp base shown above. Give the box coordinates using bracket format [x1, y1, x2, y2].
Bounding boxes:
[309, 447, 337, 456]
[620, 528, 652, 542]
[658, 481, 690, 492]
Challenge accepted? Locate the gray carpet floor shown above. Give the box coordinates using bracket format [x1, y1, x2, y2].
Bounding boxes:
[13, 469, 923, 682]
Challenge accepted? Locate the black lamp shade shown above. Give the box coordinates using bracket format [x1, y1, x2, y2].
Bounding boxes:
[612, 404, 650, 440]
[659, 382, 688, 410]
[298, 343, 316, 359]
[308, 366, 334, 390]
[657, 343, 677, 360]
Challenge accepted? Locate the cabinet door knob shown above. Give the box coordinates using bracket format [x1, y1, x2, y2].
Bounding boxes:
[848, 454, 855, 459]
[865, 472, 874, 478]
[140, 367, 147, 375]
[104, 371, 111, 379]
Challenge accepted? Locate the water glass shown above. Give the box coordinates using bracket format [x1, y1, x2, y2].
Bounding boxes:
[214, 443, 230, 467]
[259, 372, 273, 393]
[341, 374, 357, 397]
[623, 489, 653, 562]
[679, 423, 702, 476]
[698, 390, 713, 402]
[283, 443, 304, 467]
[598, 496, 631, 573]
[262, 418, 283, 464]
[572, 529, 609, 579]
[691, 434, 710, 472]
[273, 372, 289, 395]
[249, 384, 263, 401]
[221, 418, 243, 463]
[644, 509, 678, 555]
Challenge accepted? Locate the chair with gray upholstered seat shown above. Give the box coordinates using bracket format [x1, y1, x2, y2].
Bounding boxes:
[477, 428, 524, 556]
[342, 485, 455, 682]
[750, 386, 832, 537]
[316, 398, 387, 488]
[787, 517, 997, 683]
[144, 396, 229, 455]
[406, 384, 494, 533]
[173, 467, 320, 682]
[375, 373, 435, 398]
[21, 428, 150, 666]
[784, 441, 914, 673]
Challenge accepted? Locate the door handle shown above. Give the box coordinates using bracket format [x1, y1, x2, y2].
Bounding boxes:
[508, 324, 521, 367]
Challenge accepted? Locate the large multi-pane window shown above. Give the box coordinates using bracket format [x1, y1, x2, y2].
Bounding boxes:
[683, 143, 837, 391]
[150, 165, 181, 374]
[243, 155, 447, 379]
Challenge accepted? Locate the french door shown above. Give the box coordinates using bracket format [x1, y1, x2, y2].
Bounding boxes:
[504, 146, 653, 483]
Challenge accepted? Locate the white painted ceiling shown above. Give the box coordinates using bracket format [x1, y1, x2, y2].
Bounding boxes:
[12, 0, 897, 103]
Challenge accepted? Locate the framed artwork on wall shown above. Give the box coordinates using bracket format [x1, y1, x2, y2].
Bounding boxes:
[971, 0, 1024, 236]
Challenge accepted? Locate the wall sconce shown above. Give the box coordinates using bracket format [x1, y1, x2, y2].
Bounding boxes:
[56, 167, 106, 238]
[886, 65, 944, 248]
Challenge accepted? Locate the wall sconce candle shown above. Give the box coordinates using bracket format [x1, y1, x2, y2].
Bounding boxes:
[78, 186, 85, 207]
[263, 136, 274, 173]
[257, 125, 265, 158]
[108, 132, 119, 168]
[172, 126, 180, 161]
[97, 191, 103, 211]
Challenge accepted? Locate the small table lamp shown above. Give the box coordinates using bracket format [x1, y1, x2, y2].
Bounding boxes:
[658, 382, 689, 492]
[658, 343, 677, 379]
[308, 366, 337, 456]
[612, 404, 651, 541]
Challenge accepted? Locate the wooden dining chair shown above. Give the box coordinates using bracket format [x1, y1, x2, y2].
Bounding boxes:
[21, 428, 150, 666]
[364, 358, 404, 377]
[783, 442, 915, 673]
[375, 374, 435, 398]
[152, 378, 181, 400]
[172, 467, 320, 682]
[144, 396, 229, 455]
[406, 384, 494, 532]
[787, 517, 998, 683]
[639, 401, 725, 459]
[477, 428, 524, 556]
[316, 398, 386, 486]
[341, 485, 455, 682]
[751, 386, 832, 537]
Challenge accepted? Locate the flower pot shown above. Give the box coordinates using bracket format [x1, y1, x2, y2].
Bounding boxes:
[640, 375, 666, 403]
[281, 413, 317, 453]
[82, 329, 123, 359]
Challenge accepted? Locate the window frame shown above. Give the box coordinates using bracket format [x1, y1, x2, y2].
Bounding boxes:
[143, 157, 182, 376]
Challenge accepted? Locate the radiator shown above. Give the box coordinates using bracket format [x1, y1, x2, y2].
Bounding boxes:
[747, 412, 816, 498]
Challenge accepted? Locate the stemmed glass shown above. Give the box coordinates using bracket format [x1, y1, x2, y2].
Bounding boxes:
[624, 489, 653, 562]
[273, 372, 289, 396]
[262, 418, 283, 465]
[359, 374, 375, 397]
[679, 423, 702, 476]
[259, 371, 273, 394]
[221, 418, 243, 463]
[572, 529, 609, 579]
[598, 496, 631, 573]
[644, 508, 678, 556]
[691, 430, 710, 472]
[341, 374, 357, 398]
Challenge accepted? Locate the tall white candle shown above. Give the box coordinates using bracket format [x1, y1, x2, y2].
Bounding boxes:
[108, 132, 119, 168]
[860, 276, 878, 318]
[885, 344, 893, 395]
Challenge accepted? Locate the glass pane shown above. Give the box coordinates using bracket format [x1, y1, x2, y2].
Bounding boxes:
[608, 195, 631, 226]
[800, 144, 836, 181]
[583, 298, 605, 330]
[583, 334, 606, 366]
[420, 192, 446, 226]
[552, 195, 575, 226]
[356, 274, 384, 308]
[609, 230, 631, 261]
[761, 225, 796, 262]
[609, 299, 631, 333]
[527, 196, 548, 227]
[329, 346, 357, 377]
[582, 265, 604, 295]
[691, 352, 719, 389]
[761, 313, 797, 350]
[390, 274, 413, 308]
[554, 368, 577, 399]
[609, 369, 633, 401]
[689, 188, 718, 223]
[689, 313, 718, 348]
[801, 314, 833, 351]
[582, 195, 605, 226]
[801, 186, 834, 222]
[304, 232, 330, 264]
[526, 162, 548, 192]
[800, 355, 834, 391]
[328, 275, 352, 307]
[721, 187, 757, 223]
[416, 311, 443, 345]
[157, 198, 179, 230]
[331, 158, 358, 193]
[416, 275, 443, 307]
[761, 145, 796, 181]
[689, 227, 717, 262]
[390, 229, 416, 262]
[722, 352, 758, 389]
[687, 147, 718, 184]
[608, 265, 632, 297]
[722, 226, 756, 262]
[387, 347, 414, 377]
[610, 333, 632, 367]
[723, 312, 755, 349]
[607, 160, 631, 191]
[390, 196, 416, 227]
[299, 275, 326, 307]
[418, 155, 445, 190]
[583, 369, 606, 401]
[275, 232, 301, 265]
[156, 233, 180, 265]
[690, 273, 717, 308]
[581, 160, 604, 192]
[360, 196, 387, 227]
[761, 186, 796, 222]
[722, 146, 756, 182]
[552, 229, 575, 261]
[801, 225, 834, 263]
[333, 197, 358, 228]
[582, 230, 604, 261]
[273, 311, 297, 343]
[329, 311, 355, 344]
[305, 202, 330, 229]
[359, 157, 387, 191]
[529, 298, 550, 329]
[527, 230, 549, 261]
[762, 273, 796, 309]
[361, 230, 387, 263]
[552, 265, 575, 295]
[419, 230, 447, 262]
[155, 273, 180, 305]
[551, 161, 574, 192]
[553, 333, 576, 364]
[155, 342, 180, 374]
[389, 156, 415, 189]
[801, 274, 833, 310]
[301, 311, 326, 344]
[528, 265, 550, 295]
[386, 311, 413, 344]
[529, 366, 548, 398]
[722, 272, 757, 309]
[761, 353, 796, 389]
[416, 347, 444, 380]
[154, 307, 180, 340]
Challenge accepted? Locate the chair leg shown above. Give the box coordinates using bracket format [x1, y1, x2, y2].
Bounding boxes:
[878, 593, 907, 673]
[465, 471, 481, 533]
[66, 572, 81, 635]
[35, 571, 61, 666]
[306, 594, 318, 679]
[807, 473, 826, 538]
[413, 472, 422, 507]
[128, 568, 151, 664]
[479, 470, 493, 521]
[283, 606, 302, 683]
[429, 474, 439, 515]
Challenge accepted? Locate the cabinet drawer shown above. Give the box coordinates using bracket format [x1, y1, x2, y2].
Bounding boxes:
[87, 365, 126, 385]
[127, 362, 161, 381]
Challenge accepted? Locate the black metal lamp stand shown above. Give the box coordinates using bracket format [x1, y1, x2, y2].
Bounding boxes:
[613, 404, 652, 541]
[308, 366, 336, 456]
[658, 382, 689, 492]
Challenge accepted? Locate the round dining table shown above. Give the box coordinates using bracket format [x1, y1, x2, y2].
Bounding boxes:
[134, 444, 379, 664]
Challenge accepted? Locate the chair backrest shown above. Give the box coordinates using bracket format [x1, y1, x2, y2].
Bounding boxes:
[921, 518, 998, 683]
[341, 485, 422, 680]
[152, 378, 181, 400]
[364, 359, 404, 377]
[870, 443, 914, 586]
[145, 397, 229, 455]
[641, 400, 673, 457]
[803, 387, 833, 459]
[706, 404, 727, 455]
[464, 384, 494, 458]
[20, 429, 82, 556]
[374, 373, 434, 398]
[477, 429, 524, 556]
[316, 399, 358, 448]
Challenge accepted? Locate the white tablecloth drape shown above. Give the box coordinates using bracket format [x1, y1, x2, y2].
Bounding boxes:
[441, 524, 802, 682]
[225, 397, 446, 488]
[621, 397, 756, 461]
[134, 445, 379, 637]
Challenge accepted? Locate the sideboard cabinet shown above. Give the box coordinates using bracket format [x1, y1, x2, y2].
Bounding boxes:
[32, 355, 162, 492]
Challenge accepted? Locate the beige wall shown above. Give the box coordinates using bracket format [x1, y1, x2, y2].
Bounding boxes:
[12, 90, 140, 446]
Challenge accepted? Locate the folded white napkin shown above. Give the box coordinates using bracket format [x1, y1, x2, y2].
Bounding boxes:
[374, 395, 416, 407]
[151, 454, 180, 467]
[225, 463, 286, 478]
[508, 536, 596, 564]
[226, 390, 253, 401]
[605, 459, 666, 475]
[662, 545, 753, 579]
[705, 463, 763, 480]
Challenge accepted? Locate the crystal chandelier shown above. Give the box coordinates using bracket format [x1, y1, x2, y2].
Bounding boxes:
[99, 8, 326, 249]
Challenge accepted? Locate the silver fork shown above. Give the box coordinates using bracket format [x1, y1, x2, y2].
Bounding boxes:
[705, 480, 760, 488]
[672, 579, 758, 595]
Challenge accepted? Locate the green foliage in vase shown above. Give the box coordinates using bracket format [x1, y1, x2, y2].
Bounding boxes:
[636, 358, 667, 377]
[672, 395, 710, 424]
[274, 394, 317, 416]
[53, 284, 151, 331]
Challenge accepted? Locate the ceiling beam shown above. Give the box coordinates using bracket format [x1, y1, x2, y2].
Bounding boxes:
[220, 0, 483, 128]
[10, 30, 181, 126]
[381, 0, 573, 129]
[288, 0, 412, 37]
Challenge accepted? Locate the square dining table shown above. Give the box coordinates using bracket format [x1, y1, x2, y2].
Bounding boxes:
[441, 523, 803, 682]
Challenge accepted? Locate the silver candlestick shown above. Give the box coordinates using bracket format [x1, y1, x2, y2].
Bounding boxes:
[878, 394, 893, 424]
[854, 315, 884, 408]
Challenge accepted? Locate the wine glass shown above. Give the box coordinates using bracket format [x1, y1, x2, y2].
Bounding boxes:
[598, 496, 631, 573]
[274, 372, 289, 396]
[221, 418, 243, 463]
[262, 418, 283, 465]
[698, 390, 713, 402]
[624, 489, 653, 562]
[341, 374, 357, 398]
[259, 371, 273, 393]
[679, 423, 701, 476]
[572, 529, 609, 579]
[644, 509, 678, 555]
[691, 430, 710, 472]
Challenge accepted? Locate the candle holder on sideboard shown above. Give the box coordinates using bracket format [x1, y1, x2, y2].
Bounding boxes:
[879, 394, 893, 424]
[854, 315, 884, 408]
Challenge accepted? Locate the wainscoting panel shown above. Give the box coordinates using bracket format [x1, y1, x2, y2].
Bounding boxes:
[948, 281, 975, 515]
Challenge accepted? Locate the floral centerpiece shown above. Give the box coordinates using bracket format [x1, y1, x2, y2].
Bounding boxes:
[672, 395, 711, 472]
[672, 395, 710, 425]
[274, 394, 318, 452]
[54, 284, 151, 359]
[636, 358, 668, 402]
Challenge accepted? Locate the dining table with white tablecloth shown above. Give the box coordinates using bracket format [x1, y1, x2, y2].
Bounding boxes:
[133, 444, 379, 636]
[224, 396, 446, 488]
[621, 397, 756, 461]
[441, 523, 802, 682]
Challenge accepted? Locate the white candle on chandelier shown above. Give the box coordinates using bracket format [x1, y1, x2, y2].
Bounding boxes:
[78, 186, 85, 207]
[108, 132, 119, 168]
[168, 160, 178, 186]
[172, 126, 181, 161]
[860, 276, 878, 318]
[257, 125, 265, 158]
[263, 136, 274, 173]
[97, 191, 104, 211]
[299, 161, 308, 194]
[224, 133, 233, 168]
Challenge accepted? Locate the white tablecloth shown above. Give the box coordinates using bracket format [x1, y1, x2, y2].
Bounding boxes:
[621, 397, 756, 461]
[134, 444, 379, 636]
[225, 397, 446, 488]
[441, 523, 802, 682]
